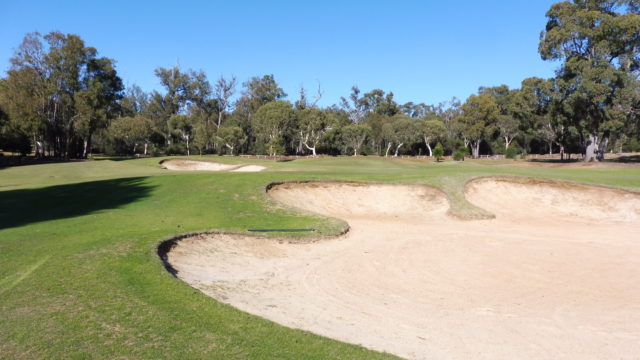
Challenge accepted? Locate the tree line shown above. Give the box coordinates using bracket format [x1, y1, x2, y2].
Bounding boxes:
[0, 0, 638, 161]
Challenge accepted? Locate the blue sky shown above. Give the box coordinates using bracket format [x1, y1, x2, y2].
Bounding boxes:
[1, 0, 561, 107]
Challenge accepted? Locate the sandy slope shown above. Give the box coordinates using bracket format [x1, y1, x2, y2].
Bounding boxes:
[167, 179, 640, 360]
[161, 159, 265, 172]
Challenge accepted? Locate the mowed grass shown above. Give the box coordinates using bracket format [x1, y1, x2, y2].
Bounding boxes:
[1, 156, 639, 359]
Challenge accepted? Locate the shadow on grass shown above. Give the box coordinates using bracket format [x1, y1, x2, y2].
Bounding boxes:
[528, 159, 581, 164]
[0, 177, 153, 230]
[607, 155, 640, 163]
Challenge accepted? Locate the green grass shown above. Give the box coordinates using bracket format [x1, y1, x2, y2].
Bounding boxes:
[1, 156, 639, 359]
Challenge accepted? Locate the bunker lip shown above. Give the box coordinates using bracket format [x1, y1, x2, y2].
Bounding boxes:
[464, 176, 640, 224]
[163, 179, 640, 360]
[159, 158, 265, 172]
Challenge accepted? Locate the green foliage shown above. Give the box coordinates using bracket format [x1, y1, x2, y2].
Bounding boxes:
[505, 145, 519, 159]
[252, 100, 294, 156]
[217, 126, 246, 155]
[433, 142, 444, 161]
[453, 146, 468, 161]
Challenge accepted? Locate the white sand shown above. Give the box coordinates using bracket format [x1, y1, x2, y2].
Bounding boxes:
[231, 165, 266, 172]
[161, 159, 265, 172]
[167, 179, 640, 360]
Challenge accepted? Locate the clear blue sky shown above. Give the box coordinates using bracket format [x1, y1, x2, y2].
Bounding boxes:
[1, 0, 561, 107]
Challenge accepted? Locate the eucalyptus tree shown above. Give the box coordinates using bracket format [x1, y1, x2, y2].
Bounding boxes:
[420, 117, 447, 156]
[341, 124, 371, 156]
[539, 0, 640, 160]
[390, 115, 419, 156]
[457, 93, 499, 158]
[74, 57, 123, 157]
[4, 31, 123, 157]
[108, 115, 154, 155]
[120, 85, 149, 117]
[168, 114, 194, 155]
[251, 100, 294, 156]
[213, 75, 236, 129]
[340, 86, 368, 124]
[148, 66, 210, 146]
[296, 107, 329, 156]
[216, 126, 246, 155]
[401, 102, 432, 118]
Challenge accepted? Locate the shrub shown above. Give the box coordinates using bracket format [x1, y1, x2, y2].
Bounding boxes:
[433, 143, 444, 162]
[453, 146, 468, 161]
[505, 145, 518, 159]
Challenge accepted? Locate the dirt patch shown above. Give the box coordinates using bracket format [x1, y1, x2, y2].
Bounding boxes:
[166, 180, 640, 360]
[160, 159, 265, 172]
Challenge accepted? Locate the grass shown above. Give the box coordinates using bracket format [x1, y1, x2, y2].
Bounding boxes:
[1, 156, 639, 359]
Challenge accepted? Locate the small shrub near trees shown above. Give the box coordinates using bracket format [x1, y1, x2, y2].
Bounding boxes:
[505, 145, 519, 159]
[433, 142, 444, 162]
[453, 146, 468, 161]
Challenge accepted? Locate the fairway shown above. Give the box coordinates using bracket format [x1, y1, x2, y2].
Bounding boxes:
[1, 156, 639, 359]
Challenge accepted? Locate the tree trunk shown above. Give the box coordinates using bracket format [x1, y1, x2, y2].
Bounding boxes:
[394, 143, 404, 157]
[504, 136, 511, 150]
[584, 134, 598, 161]
[472, 140, 480, 159]
[426, 143, 433, 157]
[597, 136, 608, 161]
[303, 142, 317, 157]
[186, 135, 190, 156]
[385, 143, 392, 157]
[548, 141, 553, 155]
[144, 142, 148, 155]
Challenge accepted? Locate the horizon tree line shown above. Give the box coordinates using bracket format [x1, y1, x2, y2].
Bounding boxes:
[1, 0, 638, 161]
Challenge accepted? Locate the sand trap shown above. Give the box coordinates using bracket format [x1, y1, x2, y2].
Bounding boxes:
[231, 165, 266, 172]
[160, 159, 265, 172]
[166, 179, 640, 360]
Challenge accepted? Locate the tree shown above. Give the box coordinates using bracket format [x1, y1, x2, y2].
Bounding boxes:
[148, 66, 210, 146]
[213, 75, 236, 129]
[340, 86, 368, 124]
[391, 115, 419, 156]
[252, 100, 294, 156]
[216, 126, 246, 155]
[297, 108, 329, 156]
[420, 118, 446, 156]
[4, 32, 124, 158]
[74, 57, 124, 157]
[168, 115, 194, 155]
[381, 122, 395, 157]
[539, 0, 640, 161]
[496, 115, 519, 150]
[457, 93, 499, 158]
[108, 115, 154, 155]
[341, 124, 371, 156]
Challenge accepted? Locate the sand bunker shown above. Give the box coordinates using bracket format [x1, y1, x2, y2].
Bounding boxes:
[160, 159, 265, 172]
[230, 165, 266, 172]
[166, 179, 640, 360]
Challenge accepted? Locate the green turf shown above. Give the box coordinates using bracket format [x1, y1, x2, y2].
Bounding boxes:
[1, 156, 638, 359]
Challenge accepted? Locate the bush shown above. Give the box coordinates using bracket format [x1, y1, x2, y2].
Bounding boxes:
[433, 143, 444, 162]
[505, 145, 518, 159]
[165, 143, 187, 155]
[0, 130, 31, 156]
[453, 146, 468, 161]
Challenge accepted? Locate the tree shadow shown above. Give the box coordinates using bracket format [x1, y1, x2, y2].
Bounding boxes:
[607, 155, 640, 163]
[528, 159, 581, 164]
[0, 177, 153, 230]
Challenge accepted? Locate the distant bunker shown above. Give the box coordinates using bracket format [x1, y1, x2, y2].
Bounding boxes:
[160, 159, 265, 172]
[164, 178, 640, 360]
